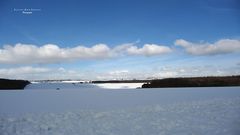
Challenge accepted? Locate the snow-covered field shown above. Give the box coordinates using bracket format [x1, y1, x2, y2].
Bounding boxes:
[0, 84, 240, 135]
[93, 83, 144, 89]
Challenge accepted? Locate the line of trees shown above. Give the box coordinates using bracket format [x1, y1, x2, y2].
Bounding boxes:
[142, 76, 240, 88]
[0, 79, 30, 90]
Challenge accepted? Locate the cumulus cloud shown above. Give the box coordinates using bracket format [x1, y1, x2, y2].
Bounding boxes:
[126, 44, 172, 56]
[0, 66, 49, 75]
[0, 66, 50, 79]
[96, 70, 130, 80]
[0, 43, 171, 64]
[0, 66, 82, 80]
[0, 43, 110, 64]
[175, 39, 240, 55]
[109, 70, 129, 75]
[1, 65, 240, 80]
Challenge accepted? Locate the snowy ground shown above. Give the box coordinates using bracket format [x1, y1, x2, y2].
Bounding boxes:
[93, 83, 144, 89]
[0, 86, 240, 135]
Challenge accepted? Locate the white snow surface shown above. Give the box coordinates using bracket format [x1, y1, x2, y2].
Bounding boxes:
[94, 83, 144, 89]
[0, 85, 240, 135]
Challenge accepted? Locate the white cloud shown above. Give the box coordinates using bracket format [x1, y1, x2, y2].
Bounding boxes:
[1, 64, 240, 80]
[126, 44, 172, 56]
[146, 65, 240, 79]
[0, 43, 110, 64]
[0, 66, 83, 80]
[111, 43, 133, 56]
[0, 66, 50, 79]
[95, 70, 130, 80]
[0, 43, 171, 64]
[175, 39, 240, 55]
[109, 70, 129, 75]
[0, 66, 49, 75]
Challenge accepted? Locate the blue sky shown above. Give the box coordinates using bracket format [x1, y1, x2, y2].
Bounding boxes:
[0, 0, 240, 80]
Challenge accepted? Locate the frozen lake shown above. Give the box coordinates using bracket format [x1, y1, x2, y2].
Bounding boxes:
[0, 83, 240, 135]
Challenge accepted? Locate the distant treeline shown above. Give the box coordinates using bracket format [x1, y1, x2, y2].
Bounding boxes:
[92, 80, 149, 83]
[142, 76, 240, 88]
[0, 79, 30, 90]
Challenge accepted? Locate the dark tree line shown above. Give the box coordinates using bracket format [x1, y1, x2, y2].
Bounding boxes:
[0, 79, 30, 90]
[142, 76, 240, 88]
